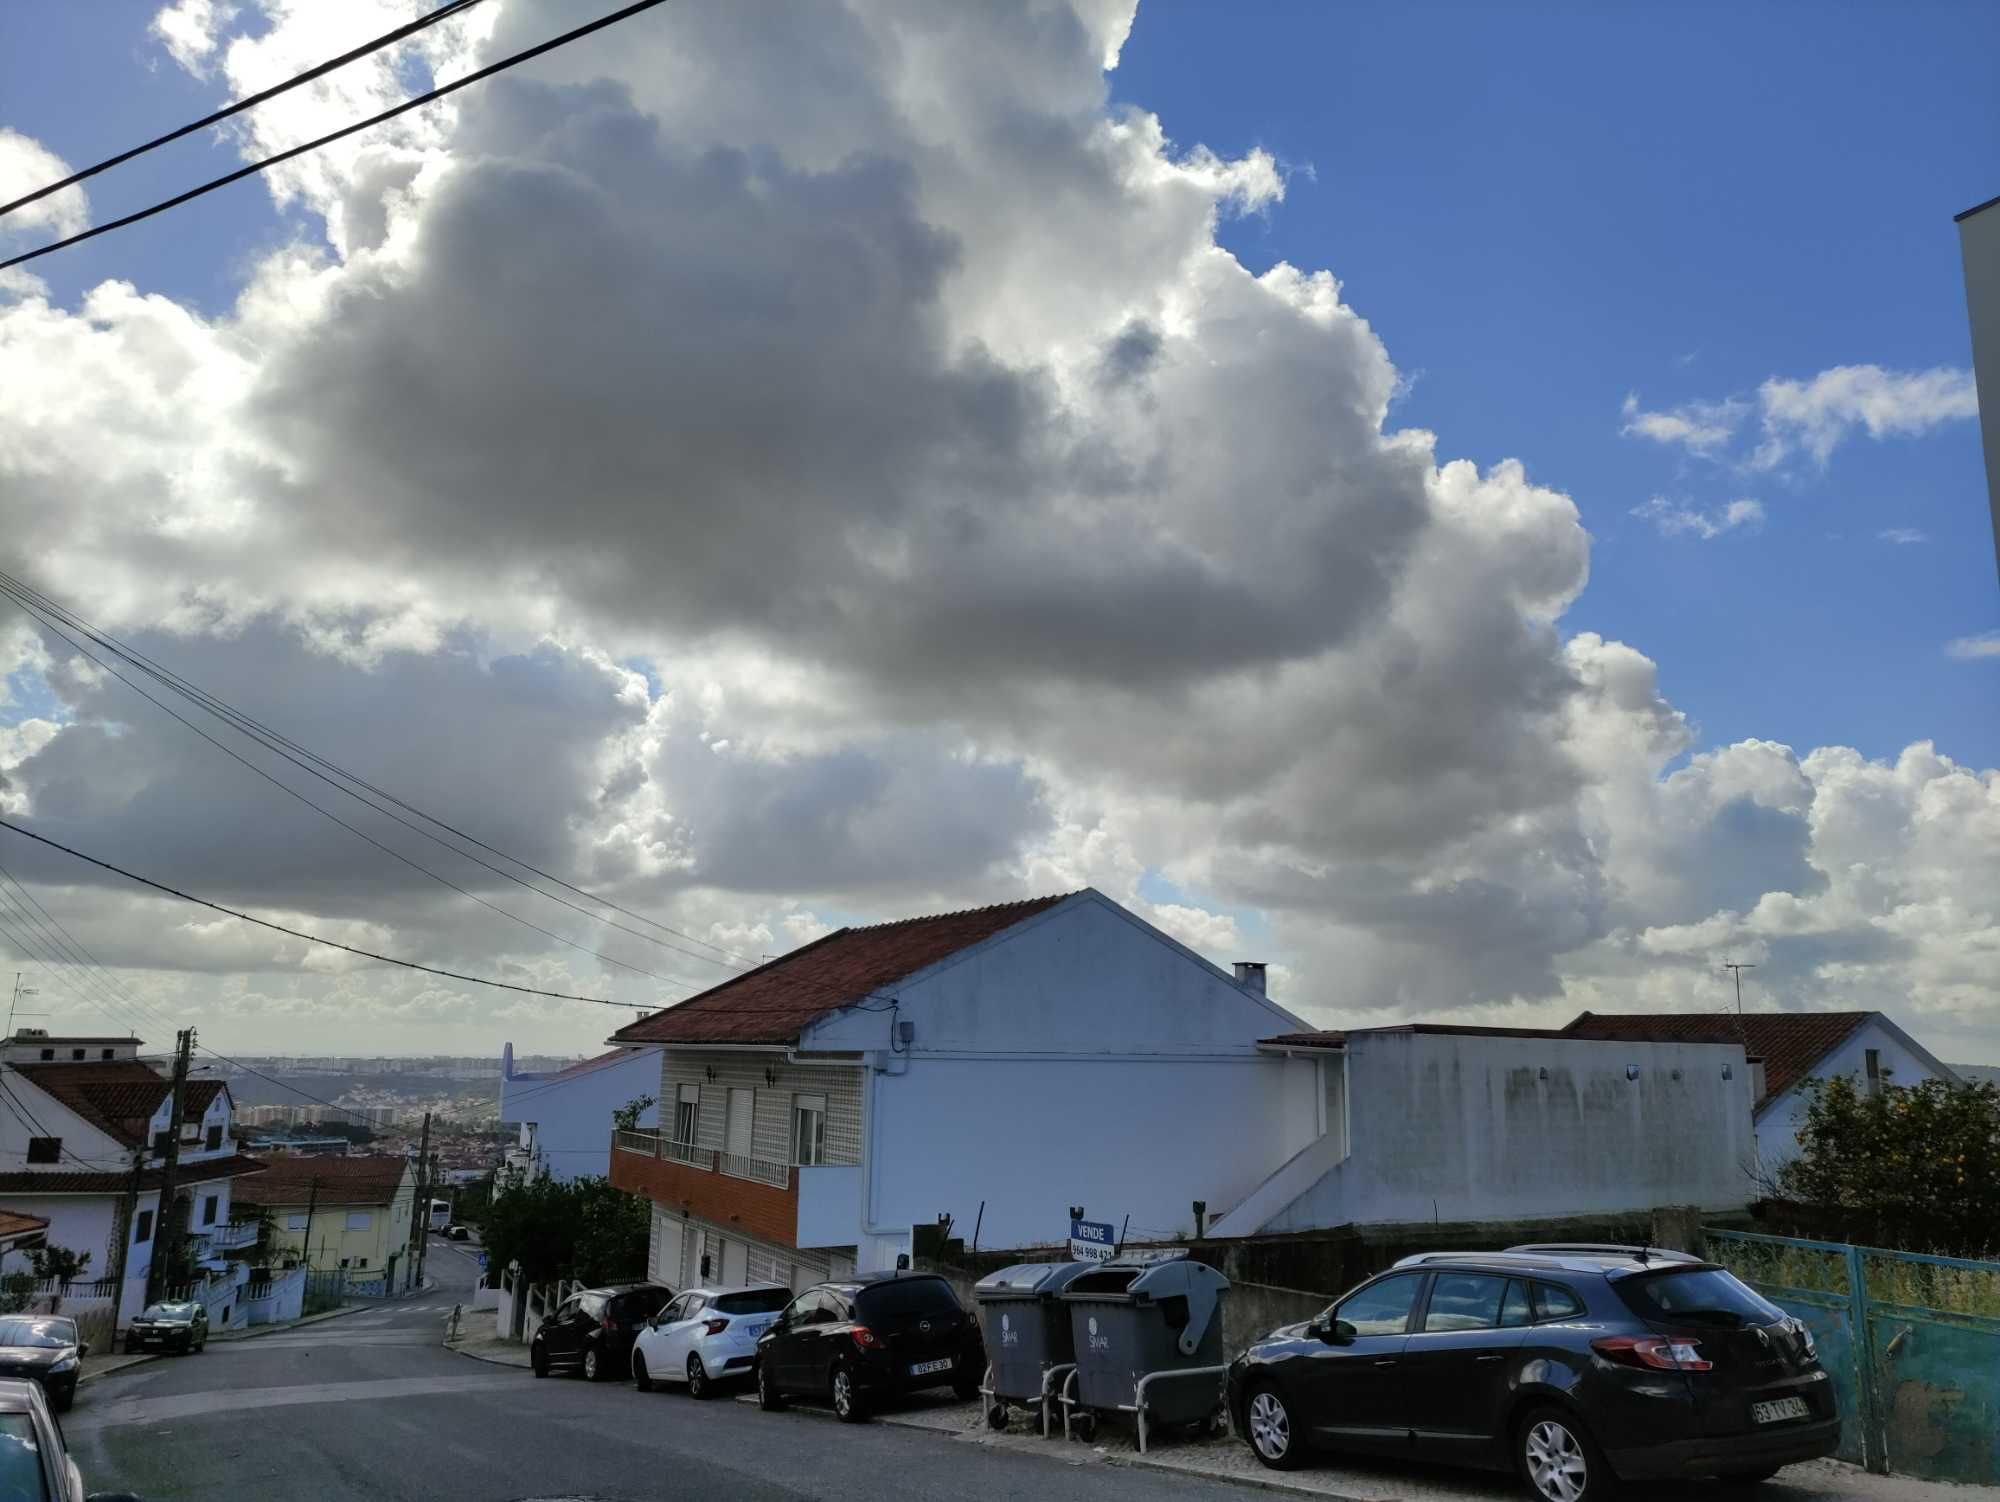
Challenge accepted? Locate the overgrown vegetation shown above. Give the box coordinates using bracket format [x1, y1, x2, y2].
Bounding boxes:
[480, 1175, 648, 1287]
[611, 1094, 656, 1132]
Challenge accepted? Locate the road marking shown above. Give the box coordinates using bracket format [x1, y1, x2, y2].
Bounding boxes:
[71, 1373, 520, 1431]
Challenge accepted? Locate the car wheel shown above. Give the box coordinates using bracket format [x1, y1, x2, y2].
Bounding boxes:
[631, 1351, 652, 1393]
[531, 1343, 549, 1379]
[50, 1390, 72, 1415]
[1519, 1406, 1605, 1502]
[830, 1360, 868, 1424]
[687, 1355, 712, 1400]
[1244, 1384, 1305, 1470]
[582, 1346, 603, 1382]
[756, 1359, 788, 1411]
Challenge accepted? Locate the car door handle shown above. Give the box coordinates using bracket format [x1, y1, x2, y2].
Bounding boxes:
[1475, 1354, 1504, 1363]
[1373, 1358, 1398, 1367]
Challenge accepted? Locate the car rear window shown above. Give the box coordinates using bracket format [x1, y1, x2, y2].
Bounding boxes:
[1616, 1268, 1781, 1327]
[0, 1320, 71, 1350]
[613, 1288, 671, 1318]
[1531, 1282, 1583, 1322]
[855, 1279, 962, 1320]
[713, 1289, 790, 1316]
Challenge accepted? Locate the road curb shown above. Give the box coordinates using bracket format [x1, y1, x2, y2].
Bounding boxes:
[76, 1354, 157, 1388]
[1107, 1453, 1373, 1502]
[446, 1343, 532, 1370]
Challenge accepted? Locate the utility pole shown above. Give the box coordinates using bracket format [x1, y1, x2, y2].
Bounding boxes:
[411, 1111, 432, 1296]
[144, 1028, 194, 1304]
[104, 1146, 146, 1341]
[1722, 961, 1758, 1016]
[303, 1176, 320, 1273]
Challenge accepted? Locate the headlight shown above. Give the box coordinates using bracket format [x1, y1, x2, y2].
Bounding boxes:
[48, 1356, 77, 1374]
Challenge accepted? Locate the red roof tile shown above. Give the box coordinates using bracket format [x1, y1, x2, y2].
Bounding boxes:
[231, 1153, 412, 1207]
[0, 1153, 266, 1196]
[10, 1065, 230, 1147]
[1562, 1011, 1876, 1109]
[612, 895, 1075, 1046]
[0, 1211, 48, 1241]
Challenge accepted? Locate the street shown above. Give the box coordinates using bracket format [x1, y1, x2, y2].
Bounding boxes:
[65, 1235, 1248, 1502]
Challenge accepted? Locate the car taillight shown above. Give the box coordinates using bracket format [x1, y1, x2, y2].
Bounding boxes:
[702, 1318, 729, 1336]
[602, 1316, 616, 1333]
[1592, 1334, 1711, 1372]
[850, 1326, 881, 1351]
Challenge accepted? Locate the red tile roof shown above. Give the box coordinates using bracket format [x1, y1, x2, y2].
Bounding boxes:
[11, 1065, 229, 1147]
[611, 895, 1075, 1046]
[231, 1153, 412, 1208]
[0, 1211, 48, 1241]
[0, 1153, 266, 1196]
[1562, 1011, 1876, 1109]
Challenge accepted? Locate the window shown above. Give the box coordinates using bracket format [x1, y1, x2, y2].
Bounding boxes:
[1499, 1280, 1534, 1328]
[134, 1210, 154, 1243]
[674, 1083, 699, 1146]
[714, 1288, 791, 1316]
[37, 1048, 53, 1061]
[1615, 1269, 1780, 1326]
[1532, 1282, 1584, 1323]
[1335, 1273, 1424, 1337]
[855, 1278, 961, 1322]
[205, 1125, 223, 1151]
[659, 1295, 689, 1324]
[356, 1258, 368, 1269]
[1865, 1048, 1883, 1098]
[100, 1048, 114, 1060]
[780, 1291, 816, 1327]
[725, 1088, 753, 1157]
[152, 1131, 171, 1156]
[69, 1048, 84, 1061]
[792, 1094, 827, 1166]
[344, 1211, 372, 1231]
[1421, 1273, 1507, 1332]
[0, 1411, 49, 1502]
[201, 1195, 218, 1226]
[25, 1137, 60, 1165]
[285, 1213, 307, 1230]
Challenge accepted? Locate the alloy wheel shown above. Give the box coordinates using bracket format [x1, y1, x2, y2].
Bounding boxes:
[583, 1348, 600, 1382]
[1525, 1418, 1589, 1502]
[688, 1355, 709, 1399]
[832, 1365, 859, 1421]
[1248, 1391, 1290, 1461]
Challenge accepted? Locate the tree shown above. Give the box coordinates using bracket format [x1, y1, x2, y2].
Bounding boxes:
[27, 1245, 91, 1285]
[481, 1176, 648, 1287]
[611, 1094, 656, 1132]
[1779, 1075, 2000, 1255]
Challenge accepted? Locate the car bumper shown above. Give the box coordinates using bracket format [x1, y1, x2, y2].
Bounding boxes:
[695, 1335, 763, 1378]
[855, 1349, 982, 1396]
[1608, 1417, 1841, 1480]
[126, 1331, 193, 1347]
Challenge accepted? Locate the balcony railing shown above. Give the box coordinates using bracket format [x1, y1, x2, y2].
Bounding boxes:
[200, 1220, 260, 1253]
[613, 1129, 792, 1189]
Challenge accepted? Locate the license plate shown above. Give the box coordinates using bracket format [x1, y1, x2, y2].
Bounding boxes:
[909, 1357, 954, 1376]
[1752, 1397, 1810, 1425]
[747, 1321, 772, 1337]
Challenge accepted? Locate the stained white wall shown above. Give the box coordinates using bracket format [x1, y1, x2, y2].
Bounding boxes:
[1260, 1032, 1757, 1233]
[1755, 1019, 1956, 1175]
[498, 1046, 661, 1182]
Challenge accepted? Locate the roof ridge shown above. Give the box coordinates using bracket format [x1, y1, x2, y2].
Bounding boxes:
[848, 892, 1081, 934]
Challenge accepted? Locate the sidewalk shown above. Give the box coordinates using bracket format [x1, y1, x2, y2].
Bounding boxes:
[444, 1326, 531, 1370]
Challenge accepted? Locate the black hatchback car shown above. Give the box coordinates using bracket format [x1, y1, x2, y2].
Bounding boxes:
[530, 1282, 672, 1381]
[0, 1317, 84, 1412]
[1227, 1245, 1838, 1501]
[755, 1273, 984, 1422]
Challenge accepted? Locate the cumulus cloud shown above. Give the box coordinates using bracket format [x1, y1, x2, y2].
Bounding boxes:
[1620, 392, 1745, 455]
[1631, 496, 1764, 540]
[1878, 528, 1928, 545]
[0, 1, 1987, 1058]
[1946, 632, 2000, 661]
[0, 129, 88, 241]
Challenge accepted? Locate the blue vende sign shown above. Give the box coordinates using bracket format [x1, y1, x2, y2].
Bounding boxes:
[1069, 1217, 1116, 1262]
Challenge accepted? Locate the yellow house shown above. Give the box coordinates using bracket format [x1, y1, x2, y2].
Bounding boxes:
[232, 1154, 418, 1294]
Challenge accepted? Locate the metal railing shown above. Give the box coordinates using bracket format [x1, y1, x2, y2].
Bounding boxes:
[612, 1128, 792, 1188]
[201, 1220, 260, 1252]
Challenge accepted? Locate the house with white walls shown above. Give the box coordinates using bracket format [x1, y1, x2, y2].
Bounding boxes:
[497, 1043, 661, 1184]
[1561, 1010, 1960, 1181]
[606, 891, 1319, 1287]
[0, 1032, 266, 1328]
[1207, 1024, 1760, 1237]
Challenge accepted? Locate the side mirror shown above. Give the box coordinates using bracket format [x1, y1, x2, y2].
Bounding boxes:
[1330, 1319, 1357, 1345]
[1309, 1315, 1353, 1344]
[78, 1343, 89, 1358]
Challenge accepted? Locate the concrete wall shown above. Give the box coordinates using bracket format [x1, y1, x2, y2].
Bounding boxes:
[499, 1046, 660, 1183]
[1960, 198, 2000, 578]
[243, 1266, 306, 1325]
[1262, 1032, 1755, 1233]
[1755, 1018, 1957, 1175]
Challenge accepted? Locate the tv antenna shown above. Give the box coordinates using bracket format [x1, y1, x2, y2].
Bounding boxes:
[1721, 961, 1757, 1016]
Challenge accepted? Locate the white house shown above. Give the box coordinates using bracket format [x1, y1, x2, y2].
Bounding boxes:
[498, 1043, 661, 1183]
[1562, 1010, 1961, 1180]
[0, 1032, 266, 1328]
[1208, 1025, 1759, 1237]
[606, 891, 1320, 1286]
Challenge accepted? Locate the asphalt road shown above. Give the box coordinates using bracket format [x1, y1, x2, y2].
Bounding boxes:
[65, 1234, 1250, 1502]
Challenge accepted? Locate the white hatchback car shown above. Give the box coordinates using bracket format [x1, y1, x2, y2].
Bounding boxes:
[631, 1284, 791, 1399]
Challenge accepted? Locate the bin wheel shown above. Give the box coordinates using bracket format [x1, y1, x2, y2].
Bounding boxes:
[986, 1401, 1009, 1431]
[1071, 1411, 1097, 1443]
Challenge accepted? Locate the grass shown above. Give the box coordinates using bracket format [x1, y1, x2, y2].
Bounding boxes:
[1709, 1238, 2000, 1319]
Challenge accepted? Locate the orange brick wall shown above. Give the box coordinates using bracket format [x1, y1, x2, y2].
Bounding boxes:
[610, 1143, 799, 1249]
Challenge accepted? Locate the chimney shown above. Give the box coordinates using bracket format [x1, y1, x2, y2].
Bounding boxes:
[1233, 962, 1267, 996]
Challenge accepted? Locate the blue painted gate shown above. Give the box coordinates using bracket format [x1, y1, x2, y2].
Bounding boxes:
[1707, 1227, 2000, 1485]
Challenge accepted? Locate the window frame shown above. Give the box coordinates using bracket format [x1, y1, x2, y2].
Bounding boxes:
[133, 1209, 154, 1244]
[1332, 1271, 1428, 1337]
[204, 1124, 224, 1152]
[1416, 1270, 1510, 1334]
[792, 1093, 827, 1166]
[673, 1083, 700, 1147]
[201, 1195, 218, 1226]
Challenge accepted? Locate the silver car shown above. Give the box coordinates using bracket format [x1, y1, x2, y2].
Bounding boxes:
[0, 1377, 86, 1500]
[631, 1284, 791, 1398]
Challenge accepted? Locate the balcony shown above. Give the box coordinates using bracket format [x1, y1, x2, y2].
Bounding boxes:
[197, 1220, 260, 1255]
[611, 1130, 800, 1248]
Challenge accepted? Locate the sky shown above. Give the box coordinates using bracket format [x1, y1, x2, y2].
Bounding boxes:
[0, 0, 1994, 1065]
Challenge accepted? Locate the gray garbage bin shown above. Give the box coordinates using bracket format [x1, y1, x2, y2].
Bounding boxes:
[972, 1261, 1094, 1431]
[1060, 1255, 1230, 1449]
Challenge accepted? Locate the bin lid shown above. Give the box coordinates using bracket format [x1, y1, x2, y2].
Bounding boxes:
[974, 1261, 1096, 1298]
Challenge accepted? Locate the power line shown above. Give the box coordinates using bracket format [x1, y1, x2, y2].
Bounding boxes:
[0, 0, 674, 273]
[0, 0, 486, 222]
[0, 575, 748, 977]
[0, 588, 690, 988]
[0, 816, 649, 1011]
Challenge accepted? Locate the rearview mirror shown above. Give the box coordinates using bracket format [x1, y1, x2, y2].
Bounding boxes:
[78, 1342, 89, 1358]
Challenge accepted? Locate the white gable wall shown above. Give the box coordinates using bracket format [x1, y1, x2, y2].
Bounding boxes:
[499, 1047, 662, 1183]
[1755, 1018, 1957, 1176]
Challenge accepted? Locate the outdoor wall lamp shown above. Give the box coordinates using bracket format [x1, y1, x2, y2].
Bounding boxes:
[763, 1065, 779, 1086]
[1723, 1063, 1734, 1080]
[704, 1065, 718, 1083]
[1626, 1064, 1640, 1081]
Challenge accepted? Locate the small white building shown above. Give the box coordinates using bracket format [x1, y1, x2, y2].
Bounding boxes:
[0, 1033, 265, 1328]
[1562, 1010, 1960, 1180]
[498, 1043, 661, 1183]
[607, 890, 1318, 1286]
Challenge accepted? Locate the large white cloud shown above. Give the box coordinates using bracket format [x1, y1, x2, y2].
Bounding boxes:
[0, 0, 1990, 1060]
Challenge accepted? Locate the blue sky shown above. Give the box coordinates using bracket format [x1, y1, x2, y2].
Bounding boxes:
[1118, 0, 1999, 768]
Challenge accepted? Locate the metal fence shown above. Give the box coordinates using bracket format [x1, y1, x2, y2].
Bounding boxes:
[1706, 1226, 2000, 1485]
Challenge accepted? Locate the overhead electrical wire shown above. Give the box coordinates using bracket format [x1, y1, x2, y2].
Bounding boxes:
[0, 0, 487, 221]
[0, 0, 675, 272]
[0, 816, 649, 1011]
